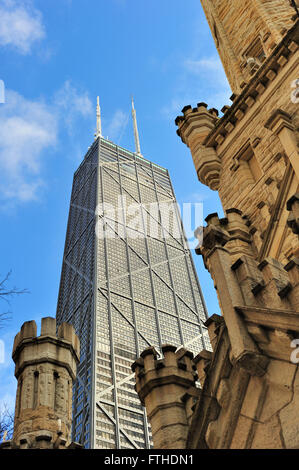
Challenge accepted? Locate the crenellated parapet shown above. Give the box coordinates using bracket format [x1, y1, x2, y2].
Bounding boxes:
[1, 317, 81, 450]
[175, 103, 221, 190]
[196, 205, 299, 310]
[132, 345, 198, 449]
[12, 317, 80, 381]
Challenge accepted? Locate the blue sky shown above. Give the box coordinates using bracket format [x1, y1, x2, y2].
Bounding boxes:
[0, 0, 231, 412]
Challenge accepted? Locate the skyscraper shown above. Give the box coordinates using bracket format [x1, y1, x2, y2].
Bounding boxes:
[56, 100, 210, 449]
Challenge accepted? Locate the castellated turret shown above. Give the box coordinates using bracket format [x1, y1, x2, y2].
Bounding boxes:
[133, 0, 299, 450]
[175, 103, 221, 190]
[132, 344, 199, 449]
[1, 317, 81, 449]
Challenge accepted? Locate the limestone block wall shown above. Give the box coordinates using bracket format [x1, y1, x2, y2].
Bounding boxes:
[188, 315, 299, 449]
[200, 0, 296, 93]
[230, 357, 299, 449]
[176, 23, 299, 265]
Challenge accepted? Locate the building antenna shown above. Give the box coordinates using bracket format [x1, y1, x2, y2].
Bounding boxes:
[95, 96, 102, 139]
[131, 96, 142, 156]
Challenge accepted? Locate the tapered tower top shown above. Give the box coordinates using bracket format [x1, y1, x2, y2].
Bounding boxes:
[131, 96, 142, 156]
[95, 96, 102, 139]
[200, 0, 297, 94]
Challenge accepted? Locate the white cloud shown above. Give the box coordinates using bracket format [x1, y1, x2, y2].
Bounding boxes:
[187, 192, 209, 203]
[162, 55, 231, 119]
[184, 57, 223, 73]
[161, 98, 188, 120]
[54, 81, 93, 135]
[0, 82, 93, 205]
[105, 109, 129, 143]
[0, 0, 45, 54]
[183, 56, 230, 89]
[0, 90, 57, 203]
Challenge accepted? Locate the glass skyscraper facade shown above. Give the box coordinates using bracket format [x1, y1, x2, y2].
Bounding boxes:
[56, 135, 210, 449]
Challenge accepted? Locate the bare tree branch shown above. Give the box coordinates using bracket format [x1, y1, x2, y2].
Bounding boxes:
[0, 271, 29, 329]
[0, 404, 14, 442]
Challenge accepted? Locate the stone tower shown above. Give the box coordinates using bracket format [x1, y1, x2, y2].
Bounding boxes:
[132, 345, 198, 449]
[133, 2, 299, 450]
[200, 0, 297, 94]
[1, 317, 81, 449]
[176, 5, 299, 267]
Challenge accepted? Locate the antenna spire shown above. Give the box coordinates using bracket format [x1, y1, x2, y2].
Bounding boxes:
[131, 96, 142, 156]
[95, 96, 102, 139]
